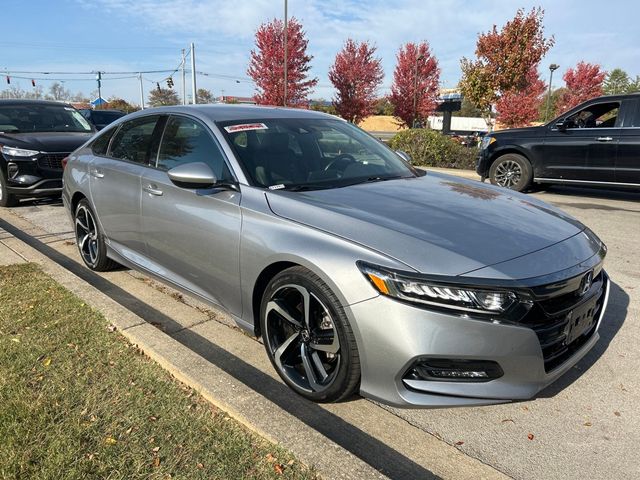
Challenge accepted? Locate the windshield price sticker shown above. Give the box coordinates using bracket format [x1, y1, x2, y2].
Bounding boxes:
[224, 123, 269, 133]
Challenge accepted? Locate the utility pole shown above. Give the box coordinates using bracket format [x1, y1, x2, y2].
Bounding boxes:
[181, 49, 186, 105]
[138, 73, 145, 110]
[283, 0, 288, 107]
[96, 71, 102, 109]
[190, 43, 197, 104]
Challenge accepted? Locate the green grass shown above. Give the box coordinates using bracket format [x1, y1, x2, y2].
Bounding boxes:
[0, 263, 316, 480]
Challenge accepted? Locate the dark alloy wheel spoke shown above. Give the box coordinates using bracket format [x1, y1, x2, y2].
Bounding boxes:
[75, 205, 99, 266]
[265, 283, 341, 394]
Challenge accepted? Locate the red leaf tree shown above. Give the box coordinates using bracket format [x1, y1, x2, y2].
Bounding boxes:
[460, 7, 554, 122]
[328, 39, 384, 124]
[558, 62, 606, 112]
[248, 17, 318, 107]
[496, 68, 546, 128]
[390, 42, 440, 128]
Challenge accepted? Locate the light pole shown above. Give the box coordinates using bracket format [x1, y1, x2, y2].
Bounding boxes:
[412, 54, 425, 128]
[545, 63, 560, 122]
[283, 0, 288, 107]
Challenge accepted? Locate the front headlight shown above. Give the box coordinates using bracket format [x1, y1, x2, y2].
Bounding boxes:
[359, 262, 518, 314]
[480, 136, 496, 150]
[1, 146, 40, 157]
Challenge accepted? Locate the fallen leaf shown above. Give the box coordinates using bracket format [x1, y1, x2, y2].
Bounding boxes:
[125, 427, 133, 435]
[106, 324, 117, 332]
[274, 464, 284, 475]
[501, 419, 515, 424]
[11, 338, 20, 343]
[584, 422, 592, 427]
[153, 456, 160, 467]
[265, 453, 276, 463]
[455, 441, 464, 446]
[287, 460, 294, 466]
[197, 463, 204, 469]
[614, 411, 621, 417]
[521, 406, 529, 411]
[152, 446, 160, 453]
[43, 358, 51, 367]
[527, 433, 534, 440]
[149, 416, 158, 422]
[104, 437, 117, 445]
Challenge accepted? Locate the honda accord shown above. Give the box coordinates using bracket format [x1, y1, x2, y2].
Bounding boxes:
[62, 105, 609, 407]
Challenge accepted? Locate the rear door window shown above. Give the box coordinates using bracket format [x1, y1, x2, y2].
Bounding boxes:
[108, 116, 160, 165]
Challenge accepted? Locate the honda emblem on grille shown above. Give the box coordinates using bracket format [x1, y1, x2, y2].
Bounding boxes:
[578, 271, 594, 297]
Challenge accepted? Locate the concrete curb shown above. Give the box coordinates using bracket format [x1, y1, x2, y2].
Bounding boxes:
[0, 207, 509, 480]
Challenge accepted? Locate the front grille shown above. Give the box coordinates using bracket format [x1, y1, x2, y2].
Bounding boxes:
[520, 271, 605, 372]
[38, 152, 69, 170]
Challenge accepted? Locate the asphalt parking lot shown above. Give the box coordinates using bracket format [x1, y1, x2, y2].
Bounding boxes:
[1, 177, 638, 480]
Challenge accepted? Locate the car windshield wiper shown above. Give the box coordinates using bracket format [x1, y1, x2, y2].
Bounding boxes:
[342, 174, 413, 187]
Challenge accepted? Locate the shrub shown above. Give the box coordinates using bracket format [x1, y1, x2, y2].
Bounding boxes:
[388, 129, 477, 169]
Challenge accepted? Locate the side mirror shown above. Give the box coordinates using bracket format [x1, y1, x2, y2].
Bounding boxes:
[396, 150, 412, 163]
[555, 118, 569, 131]
[168, 162, 217, 188]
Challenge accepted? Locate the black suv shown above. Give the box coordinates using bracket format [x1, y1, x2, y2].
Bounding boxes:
[0, 99, 94, 206]
[79, 109, 126, 131]
[477, 93, 640, 192]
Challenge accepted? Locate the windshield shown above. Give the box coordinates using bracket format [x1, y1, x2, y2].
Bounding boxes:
[218, 117, 417, 190]
[0, 104, 93, 133]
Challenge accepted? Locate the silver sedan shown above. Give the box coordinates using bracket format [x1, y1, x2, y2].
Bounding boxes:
[62, 105, 610, 407]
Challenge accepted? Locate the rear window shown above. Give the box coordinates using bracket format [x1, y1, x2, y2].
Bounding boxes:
[0, 104, 92, 133]
[91, 127, 118, 156]
[91, 111, 125, 125]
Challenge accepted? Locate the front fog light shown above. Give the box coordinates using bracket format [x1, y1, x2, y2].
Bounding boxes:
[405, 359, 504, 383]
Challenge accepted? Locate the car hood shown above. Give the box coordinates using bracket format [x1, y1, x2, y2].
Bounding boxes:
[492, 125, 545, 137]
[0, 132, 93, 153]
[266, 173, 587, 276]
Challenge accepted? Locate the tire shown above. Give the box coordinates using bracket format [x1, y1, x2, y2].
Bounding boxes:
[74, 199, 118, 271]
[0, 169, 18, 207]
[260, 266, 361, 403]
[489, 153, 533, 192]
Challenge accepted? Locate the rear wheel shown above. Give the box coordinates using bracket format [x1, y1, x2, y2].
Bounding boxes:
[489, 153, 533, 192]
[74, 199, 118, 271]
[0, 169, 18, 207]
[260, 267, 360, 402]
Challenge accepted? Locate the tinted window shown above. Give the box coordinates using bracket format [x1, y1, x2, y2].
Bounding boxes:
[157, 116, 231, 180]
[0, 104, 92, 133]
[91, 127, 117, 156]
[109, 116, 160, 164]
[91, 111, 125, 125]
[566, 102, 620, 129]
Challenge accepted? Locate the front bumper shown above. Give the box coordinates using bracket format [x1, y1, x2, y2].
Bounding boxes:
[347, 272, 610, 408]
[3, 154, 65, 198]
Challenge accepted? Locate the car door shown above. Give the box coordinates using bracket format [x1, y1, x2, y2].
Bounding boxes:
[140, 114, 242, 314]
[542, 101, 620, 182]
[89, 114, 162, 261]
[616, 98, 640, 185]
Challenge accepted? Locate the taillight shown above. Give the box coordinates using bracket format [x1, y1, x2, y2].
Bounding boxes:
[62, 157, 69, 169]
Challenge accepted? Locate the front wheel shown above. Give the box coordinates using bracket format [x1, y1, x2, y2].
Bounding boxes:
[260, 267, 361, 403]
[0, 169, 18, 207]
[489, 153, 533, 192]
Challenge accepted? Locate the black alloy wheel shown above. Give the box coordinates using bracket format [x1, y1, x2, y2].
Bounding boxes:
[74, 199, 118, 271]
[261, 267, 360, 402]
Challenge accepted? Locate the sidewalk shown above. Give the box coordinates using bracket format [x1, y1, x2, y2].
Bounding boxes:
[425, 167, 481, 181]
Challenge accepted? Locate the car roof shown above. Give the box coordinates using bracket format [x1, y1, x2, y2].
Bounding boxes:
[130, 104, 339, 123]
[0, 99, 74, 107]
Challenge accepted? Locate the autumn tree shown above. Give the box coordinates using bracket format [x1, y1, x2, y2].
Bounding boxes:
[196, 88, 214, 104]
[148, 88, 179, 107]
[106, 97, 139, 113]
[460, 7, 554, 123]
[390, 41, 440, 128]
[495, 68, 546, 128]
[374, 97, 394, 116]
[603, 68, 630, 95]
[328, 39, 383, 123]
[558, 62, 605, 111]
[248, 17, 318, 107]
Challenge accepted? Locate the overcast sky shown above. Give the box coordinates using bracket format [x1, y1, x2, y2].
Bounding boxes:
[2, 0, 639, 104]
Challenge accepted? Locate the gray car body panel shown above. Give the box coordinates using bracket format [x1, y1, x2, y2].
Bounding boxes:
[62, 104, 609, 407]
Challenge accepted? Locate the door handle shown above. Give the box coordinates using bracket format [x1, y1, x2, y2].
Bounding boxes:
[90, 168, 104, 178]
[143, 184, 163, 196]
[596, 136, 613, 142]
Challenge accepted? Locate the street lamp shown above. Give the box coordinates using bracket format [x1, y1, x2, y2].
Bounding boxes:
[544, 63, 560, 122]
[412, 53, 425, 128]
